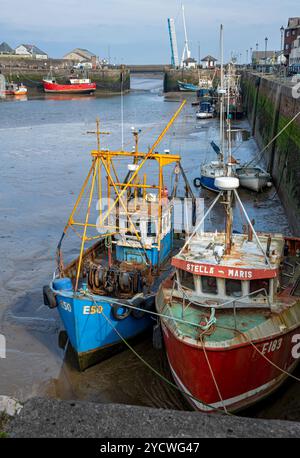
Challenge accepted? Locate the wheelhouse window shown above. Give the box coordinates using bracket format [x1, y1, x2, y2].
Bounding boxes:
[225, 279, 242, 298]
[180, 271, 195, 291]
[201, 276, 218, 295]
[250, 279, 270, 298]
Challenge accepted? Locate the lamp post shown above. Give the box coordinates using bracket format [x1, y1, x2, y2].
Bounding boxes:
[265, 37, 268, 64]
[250, 47, 253, 66]
[246, 49, 248, 65]
[280, 26, 284, 53]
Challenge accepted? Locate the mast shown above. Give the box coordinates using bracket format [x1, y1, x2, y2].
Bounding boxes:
[219, 24, 225, 164]
[180, 4, 191, 66]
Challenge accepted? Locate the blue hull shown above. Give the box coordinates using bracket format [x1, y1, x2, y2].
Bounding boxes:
[200, 175, 220, 192]
[54, 289, 152, 369]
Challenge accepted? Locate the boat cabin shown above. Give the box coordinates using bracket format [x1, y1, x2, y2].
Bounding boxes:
[172, 232, 285, 307]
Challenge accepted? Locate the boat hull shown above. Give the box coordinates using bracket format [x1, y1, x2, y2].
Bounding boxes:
[199, 175, 220, 192]
[160, 319, 300, 413]
[43, 80, 96, 94]
[54, 289, 153, 370]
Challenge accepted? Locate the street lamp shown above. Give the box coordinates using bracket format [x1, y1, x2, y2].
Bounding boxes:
[280, 26, 284, 53]
[265, 37, 268, 64]
[250, 47, 253, 66]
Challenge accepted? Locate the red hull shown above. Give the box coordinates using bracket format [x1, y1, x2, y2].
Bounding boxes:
[43, 80, 96, 94]
[162, 322, 300, 412]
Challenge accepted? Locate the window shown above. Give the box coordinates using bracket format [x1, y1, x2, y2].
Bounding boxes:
[250, 279, 269, 298]
[201, 276, 218, 295]
[225, 279, 242, 298]
[180, 271, 195, 290]
[286, 31, 290, 37]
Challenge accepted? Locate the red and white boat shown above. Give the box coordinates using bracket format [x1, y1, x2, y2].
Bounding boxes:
[42, 76, 96, 94]
[156, 175, 300, 413]
[5, 82, 27, 96]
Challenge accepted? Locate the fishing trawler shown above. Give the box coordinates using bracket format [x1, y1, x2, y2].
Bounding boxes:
[156, 172, 300, 413]
[42, 71, 96, 94]
[196, 101, 216, 120]
[43, 101, 195, 370]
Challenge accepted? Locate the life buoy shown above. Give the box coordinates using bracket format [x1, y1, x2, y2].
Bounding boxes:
[112, 303, 131, 321]
[193, 177, 202, 188]
[43, 285, 57, 309]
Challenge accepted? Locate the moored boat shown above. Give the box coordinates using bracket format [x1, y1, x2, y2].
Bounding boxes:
[42, 76, 96, 94]
[156, 175, 300, 413]
[43, 101, 195, 370]
[4, 82, 27, 96]
[196, 101, 216, 120]
[235, 166, 272, 192]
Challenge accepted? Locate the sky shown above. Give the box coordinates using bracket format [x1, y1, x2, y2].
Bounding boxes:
[0, 0, 299, 63]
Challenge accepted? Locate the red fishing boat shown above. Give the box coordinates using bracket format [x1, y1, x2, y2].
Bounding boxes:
[42, 76, 96, 94]
[156, 173, 300, 413]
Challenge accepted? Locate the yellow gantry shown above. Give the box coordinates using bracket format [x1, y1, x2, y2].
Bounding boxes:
[58, 100, 186, 291]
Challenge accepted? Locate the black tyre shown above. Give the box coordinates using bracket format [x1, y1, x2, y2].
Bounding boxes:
[112, 303, 131, 321]
[43, 285, 57, 309]
[193, 177, 202, 188]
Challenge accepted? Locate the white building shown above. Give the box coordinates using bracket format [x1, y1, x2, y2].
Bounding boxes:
[183, 57, 197, 69]
[290, 36, 300, 65]
[15, 44, 48, 59]
[201, 55, 217, 69]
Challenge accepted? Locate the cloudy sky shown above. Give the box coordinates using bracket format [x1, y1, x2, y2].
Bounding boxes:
[1, 0, 299, 63]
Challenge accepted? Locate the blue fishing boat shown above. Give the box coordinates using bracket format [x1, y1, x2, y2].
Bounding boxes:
[178, 80, 200, 92]
[43, 102, 194, 370]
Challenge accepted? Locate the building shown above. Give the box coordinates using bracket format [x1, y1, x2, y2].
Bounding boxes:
[252, 51, 277, 65]
[15, 44, 48, 59]
[183, 57, 197, 69]
[201, 55, 217, 69]
[63, 48, 96, 62]
[0, 42, 14, 55]
[284, 17, 300, 62]
[290, 35, 300, 66]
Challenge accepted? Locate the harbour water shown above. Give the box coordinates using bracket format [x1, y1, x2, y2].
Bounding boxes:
[0, 76, 299, 420]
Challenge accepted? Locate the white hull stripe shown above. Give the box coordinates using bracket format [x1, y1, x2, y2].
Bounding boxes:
[168, 360, 297, 412]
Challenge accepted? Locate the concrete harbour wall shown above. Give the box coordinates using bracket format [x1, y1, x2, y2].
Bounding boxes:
[242, 73, 300, 235]
[0, 57, 130, 94]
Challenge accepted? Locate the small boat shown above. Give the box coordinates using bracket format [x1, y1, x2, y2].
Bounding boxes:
[156, 174, 300, 413]
[43, 101, 194, 370]
[42, 76, 96, 94]
[198, 161, 225, 191]
[196, 101, 216, 119]
[235, 166, 272, 192]
[178, 81, 200, 92]
[4, 82, 27, 96]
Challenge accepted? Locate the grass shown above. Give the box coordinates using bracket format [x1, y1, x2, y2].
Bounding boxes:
[0, 412, 9, 438]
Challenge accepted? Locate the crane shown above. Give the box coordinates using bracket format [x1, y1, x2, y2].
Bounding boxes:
[167, 18, 179, 67]
[180, 4, 191, 67]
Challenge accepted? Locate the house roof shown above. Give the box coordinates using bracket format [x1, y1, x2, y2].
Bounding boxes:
[64, 48, 96, 59]
[0, 42, 14, 53]
[17, 44, 47, 55]
[201, 55, 217, 62]
[252, 51, 276, 59]
[183, 57, 197, 63]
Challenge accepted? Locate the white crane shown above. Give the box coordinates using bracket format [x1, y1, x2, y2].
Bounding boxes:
[180, 4, 191, 67]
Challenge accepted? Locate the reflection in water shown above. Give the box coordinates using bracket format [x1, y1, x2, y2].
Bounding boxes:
[0, 76, 297, 420]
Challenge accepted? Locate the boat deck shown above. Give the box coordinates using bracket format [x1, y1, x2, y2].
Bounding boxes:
[163, 300, 269, 343]
[179, 232, 285, 271]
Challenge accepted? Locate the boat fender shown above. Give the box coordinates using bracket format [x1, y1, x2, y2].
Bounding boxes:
[153, 321, 163, 350]
[193, 177, 202, 188]
[111, 303, 131, 321]
[132, 296, 154, 319]
[43, 285, 57, 309]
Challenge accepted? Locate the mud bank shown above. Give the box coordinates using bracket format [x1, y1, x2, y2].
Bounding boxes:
[5, 397, 300, 438]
